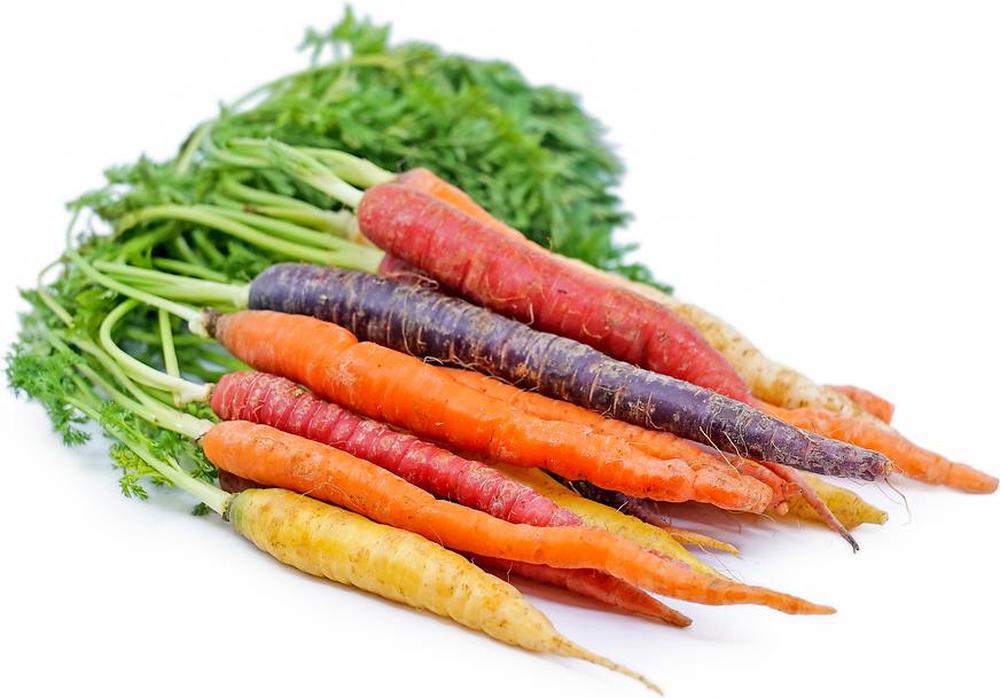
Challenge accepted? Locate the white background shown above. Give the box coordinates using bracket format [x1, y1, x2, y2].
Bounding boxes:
[1, 2, 997, 696]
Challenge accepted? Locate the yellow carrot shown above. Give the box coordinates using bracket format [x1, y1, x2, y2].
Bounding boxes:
[782, 474, 889, 530]
[495, 466, 727, 577]
[230, 488, 657, 690]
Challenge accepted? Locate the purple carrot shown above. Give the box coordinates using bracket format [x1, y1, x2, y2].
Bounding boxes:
[243, 263, 890, 480]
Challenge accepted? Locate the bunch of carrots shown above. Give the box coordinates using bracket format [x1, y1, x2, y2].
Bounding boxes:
[8, 15, 996, 694]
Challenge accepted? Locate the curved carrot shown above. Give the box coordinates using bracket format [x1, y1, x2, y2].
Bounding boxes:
[827, 385, 895, 424]
[444, 367, 785, 511]
[204, 421, 832, 614]
[771, 406, 997, 494]
[206, 310, 702, 502]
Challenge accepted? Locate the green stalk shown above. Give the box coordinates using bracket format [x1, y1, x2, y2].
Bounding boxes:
[229, 138, 394, 188]
[152, 257, 229, 282]
[174, 122, 211, 175]
[158, 309, 182, 405]
[243, 204, 356, 236]
[77, 378, 227, 512]
[93, 261, 249, 308]
[36, 260, 74, 327]
[112, 224, 178, 261]
[191, 229, 227, 267]
[198, 346, 250, 373]
[37, 322, 213, 439]
[116, 205, 383, 272]
[100, 300, 211, 404]
[204, 205, 347, 250]
[264, 141, 364, 209]
[167, 234, 204, 267]
[218, 177, 319, 210]
[215, 180, 358, 235]
[124, 327, 212, 347]
[67, 248, 205, 327]
[202, 134, 267, 169]
[124, 438, 230, 515]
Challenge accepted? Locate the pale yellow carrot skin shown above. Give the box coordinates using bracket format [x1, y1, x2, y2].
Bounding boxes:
[659, 526, 740, 556]
[494, 466, 728, 577]
[634, 289, 873, 420]
[556, 254, 879, 421]
[228, 488, 657, 690]
[782, 473, 888, 529]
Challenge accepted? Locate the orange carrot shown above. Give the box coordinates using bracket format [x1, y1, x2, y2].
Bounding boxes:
[207, 310, 707, 504]
[770, 406, 997, 494]
[443, 367, 786, 511]
[203, 420, 833, 614]
[827, 385, 895, 424]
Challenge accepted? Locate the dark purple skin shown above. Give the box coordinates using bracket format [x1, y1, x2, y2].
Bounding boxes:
[246, 263, 890, 480]
[550, 475, 670, 527]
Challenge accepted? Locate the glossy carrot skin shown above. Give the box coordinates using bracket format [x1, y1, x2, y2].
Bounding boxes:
[246, 264, 889, 482]
[211, 370, 579, 526]
[358, 183, 752, 401]
[203, 420, 832, 614]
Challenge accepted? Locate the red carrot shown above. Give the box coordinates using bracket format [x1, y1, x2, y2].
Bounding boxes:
[357, 182, 754, 402]
[211, 370, 580, 527]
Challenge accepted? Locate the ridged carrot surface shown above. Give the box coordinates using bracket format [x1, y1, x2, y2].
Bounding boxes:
[207, 310, 702, 502]
[359, 181, 753, 401]
[228, 488, 652, 687]
[494, 466, 728, 577]
[211, 371, 690, 623]
[204, 421, 832, 614]
[771, 406, 997, 494]
[444, 367, 783, 512]
[247, 264, 889, 482]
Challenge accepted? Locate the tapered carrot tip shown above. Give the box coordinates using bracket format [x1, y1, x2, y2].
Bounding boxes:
[563, 640, 663, 694]
[760, 589, 836, 615]
[664, 609, 693, 628]
[946, 462, 998, 494]
[795, 600, 836, 615]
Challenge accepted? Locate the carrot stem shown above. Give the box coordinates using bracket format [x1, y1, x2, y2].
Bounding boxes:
[116, 205, 382, 272]
[152, 257, 230, 282]
[99, 300, 211, 404]
[262, 140, 364, 209]
[94, 261, 249, 307]
[158, 309, 183, 406]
